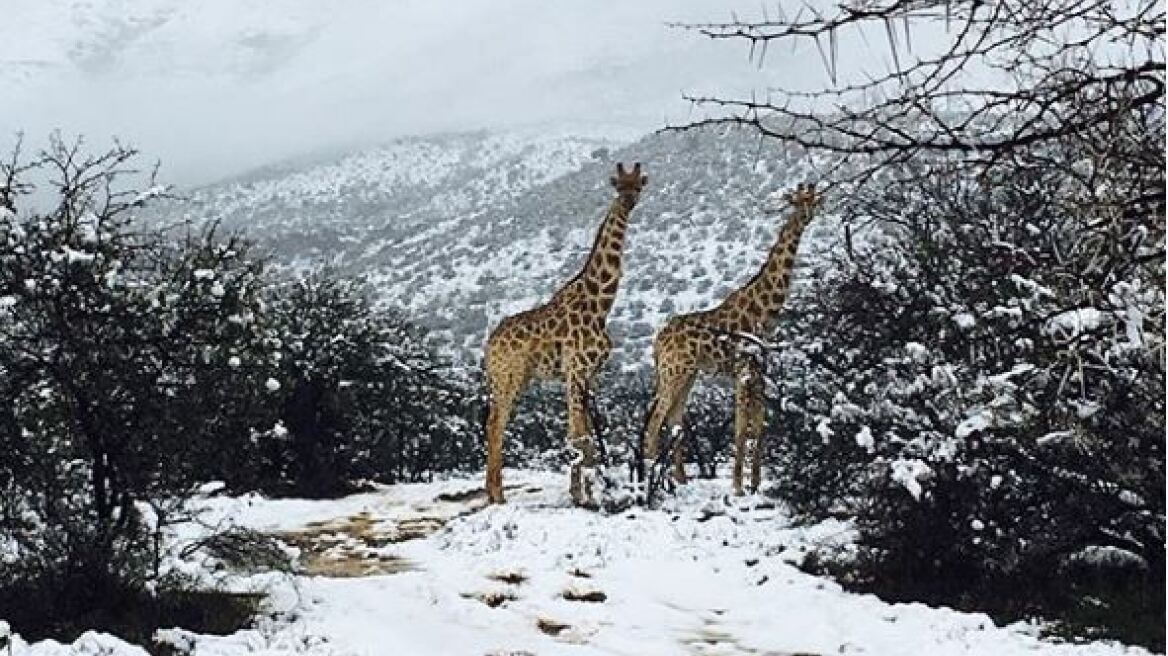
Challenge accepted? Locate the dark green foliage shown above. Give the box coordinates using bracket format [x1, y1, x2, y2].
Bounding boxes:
[0, 138, 478, 643]
[765, 128, 1164, 648]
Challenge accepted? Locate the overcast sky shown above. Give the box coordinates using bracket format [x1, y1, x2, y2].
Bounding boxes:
[1, 0, 925, 186]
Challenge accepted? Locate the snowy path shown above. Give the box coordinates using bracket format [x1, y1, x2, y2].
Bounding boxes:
[164, 470, 1149, 656]
[9, 470, 1152, 655]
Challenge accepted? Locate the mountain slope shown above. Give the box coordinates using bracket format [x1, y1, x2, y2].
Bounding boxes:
[182, 126, 840, 366]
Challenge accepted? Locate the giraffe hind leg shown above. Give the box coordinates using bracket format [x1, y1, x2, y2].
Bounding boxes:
[665, 377, 694, 485]
[732, 363, 764, 496]
[747, 384, 766, 494]
[642, 370, 694, 502]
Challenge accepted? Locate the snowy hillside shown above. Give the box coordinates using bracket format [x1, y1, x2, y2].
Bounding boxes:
[4, 470, 1153, 656]
[179, 126, 838, 365]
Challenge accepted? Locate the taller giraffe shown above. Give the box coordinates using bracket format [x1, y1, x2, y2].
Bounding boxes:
[642, 183, 823, 496]
[484, 162, 649, 507]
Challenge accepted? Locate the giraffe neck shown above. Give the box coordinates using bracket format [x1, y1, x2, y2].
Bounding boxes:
[715, 208, 812, 332]
[565, 194, 633, 317]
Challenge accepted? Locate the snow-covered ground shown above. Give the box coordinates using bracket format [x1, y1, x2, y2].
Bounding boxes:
[5, 470, 1154, 655]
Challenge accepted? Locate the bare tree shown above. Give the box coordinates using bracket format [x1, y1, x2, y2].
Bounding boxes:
[671, 0, 1164, 190]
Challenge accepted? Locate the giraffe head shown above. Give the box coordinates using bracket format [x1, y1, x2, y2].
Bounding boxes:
[784, 182, 823, 220]
[610, 162, 648, 208]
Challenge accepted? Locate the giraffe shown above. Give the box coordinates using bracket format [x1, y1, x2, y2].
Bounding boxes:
[641, 183, 823, 497]
[484, 162, 649, 507]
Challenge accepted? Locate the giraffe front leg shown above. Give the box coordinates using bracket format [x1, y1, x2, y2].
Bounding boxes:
[565, 374, 597, 508]
[485, 366, 523, 504]
[746, 376, 766, 494]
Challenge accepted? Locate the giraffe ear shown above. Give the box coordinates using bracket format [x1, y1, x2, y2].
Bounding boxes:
[640, 174, 649, 186]
[610, 175, 619, 188]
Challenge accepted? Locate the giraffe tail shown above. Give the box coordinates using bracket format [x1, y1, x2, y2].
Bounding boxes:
[479, 358, 491, 445]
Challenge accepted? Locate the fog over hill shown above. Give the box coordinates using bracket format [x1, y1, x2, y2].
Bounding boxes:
[0, 0, 793, 185]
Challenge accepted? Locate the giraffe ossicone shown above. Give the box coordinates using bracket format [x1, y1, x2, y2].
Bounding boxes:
[641, 182, 825, 500]
[483, 162, 648, 507]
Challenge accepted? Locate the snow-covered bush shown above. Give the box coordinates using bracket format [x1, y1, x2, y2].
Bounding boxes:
[257, 271, 476, 496]
[0, 137, 482, 640]
[0, 137, 275, 638]
[767, 123, 1164, 643]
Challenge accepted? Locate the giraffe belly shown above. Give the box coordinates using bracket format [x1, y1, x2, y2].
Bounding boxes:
[657, 322, 738, 377]
[529, 342, 563, 380]
[694, 344, 738, 376]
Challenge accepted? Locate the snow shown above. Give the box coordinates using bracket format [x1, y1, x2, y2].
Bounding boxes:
[196, 481, 226, 495]
[815, 417, 834, 442]
[265, 377, 281, 392]
[1037, 430, 1074, 446]
[854, 426, 875, 453]
[1067, 546, 1147, 570]
[1010, 274, 1055, 298]
[987, 363, 1036, 386]
[132, 185, 171, 205]
[57, 246, 95, 265]
[889, 459, 933, 501]
[904, 341, 929, 362]
[4, 470, 1153, 656]
[1069, 400, 1102, 419]
[952, 312, 977, 330]
[1044, 308, 1110, 340]
[956, 408, 993, 438]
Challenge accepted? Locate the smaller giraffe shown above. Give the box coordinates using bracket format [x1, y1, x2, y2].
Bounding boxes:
[484, 163, 649, 507]
[642, 183, 824, 496]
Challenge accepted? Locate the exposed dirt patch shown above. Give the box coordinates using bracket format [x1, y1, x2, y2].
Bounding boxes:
[396, 517, 447, 541]
[562, 587, 607, 603]
[278, 509, 449, 578]
[488, 570, 528, 585]
[536, 617, 571, 636]
[435, 483, 530, 503]
[435, 487, 489, 503]
[461, 590, 518, 608]
[303, 551, 415, 578]
[275, 483, 535, 579]
[682, 625, 737, 650]
[680, 617, 824, 656]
